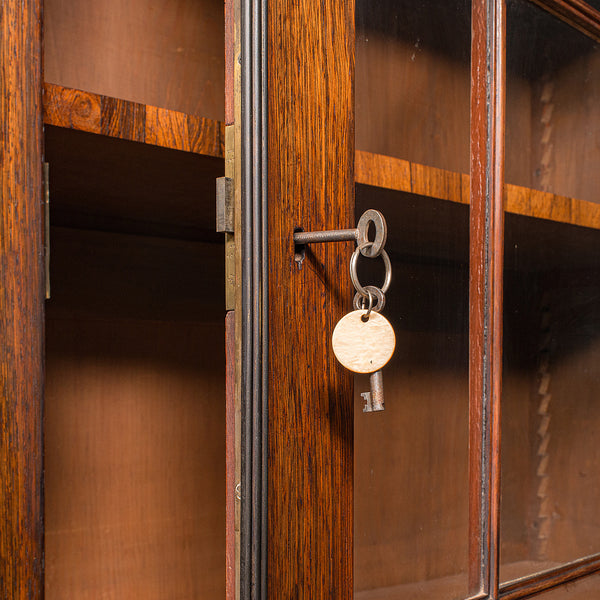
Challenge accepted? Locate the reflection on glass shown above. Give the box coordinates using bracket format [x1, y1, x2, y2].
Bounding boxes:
[505, 0, 600, 204]
[354, 186, 469, 599]
[356, 0, 471, 173]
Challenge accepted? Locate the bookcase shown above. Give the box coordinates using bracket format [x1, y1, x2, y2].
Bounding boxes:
[2, 0, 600, 599]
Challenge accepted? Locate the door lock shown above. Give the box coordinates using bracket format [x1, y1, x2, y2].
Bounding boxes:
[294, 210, 395, 412]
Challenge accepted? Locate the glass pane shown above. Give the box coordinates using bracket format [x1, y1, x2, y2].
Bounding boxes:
[356, 0, 471, 173]
[505, 0, 600, 204]
[502, 3, 600, 580]
[355, 3, 471, 594]
[354, 187, 469, 600]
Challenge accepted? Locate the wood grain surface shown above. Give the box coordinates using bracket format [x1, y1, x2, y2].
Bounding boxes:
[0, 1, 44, 598]
[44, 83, 224, 158]
[355, 150, 470, 205]
[45, 318, 226, 599]
[44, 0, 225, 120]
[267, 0, 354, 596]
[43, 82, 600, 233]
[356, 150, 600, 232]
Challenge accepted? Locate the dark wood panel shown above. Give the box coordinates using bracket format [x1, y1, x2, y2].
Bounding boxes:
[46, 227, 224, 322]
[530, 51, 600, 207]
[43, 83, 225, 158]
[266, 0, 354, 596]
[45, 226, 225, 599]
[44, 0, 225, 119]
[355, 0, 471, 175]
[45, 318, 226, 599]
[505, 2, 600, 207]
[0, 1, 44, 597]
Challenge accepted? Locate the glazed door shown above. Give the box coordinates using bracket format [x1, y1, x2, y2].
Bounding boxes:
[233, 1, 600, 599]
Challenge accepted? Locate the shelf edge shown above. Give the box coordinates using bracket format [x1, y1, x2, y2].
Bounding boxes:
[43, 83, 225, 159]
[355, 150, 600, 231]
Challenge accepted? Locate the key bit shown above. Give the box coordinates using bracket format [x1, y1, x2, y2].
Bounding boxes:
[362, 369, 384, 412]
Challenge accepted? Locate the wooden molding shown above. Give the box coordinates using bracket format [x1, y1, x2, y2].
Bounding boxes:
[531, 0, 600, 42]
[500, 553, 600, 599]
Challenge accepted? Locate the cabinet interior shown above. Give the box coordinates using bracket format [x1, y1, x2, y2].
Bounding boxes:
[43, 1, 226, 598]
[354, 1, 600, 597]
[44, 0, 225, 120]
[41, 0, 600, 599]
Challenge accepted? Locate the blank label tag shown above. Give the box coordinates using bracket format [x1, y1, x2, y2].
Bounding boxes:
[332, 310, 395, 374]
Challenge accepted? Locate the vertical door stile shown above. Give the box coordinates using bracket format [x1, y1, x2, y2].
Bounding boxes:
[265, 0, 355, 597]
[469, 0, 506, 598]
[0, 0, 45, 598]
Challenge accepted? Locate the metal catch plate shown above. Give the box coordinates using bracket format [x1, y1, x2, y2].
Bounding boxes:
[216, 176, 234, 233]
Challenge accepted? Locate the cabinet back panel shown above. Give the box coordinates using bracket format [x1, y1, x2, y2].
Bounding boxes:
[45, 228, 225, 599]
[44, 0, 224, 119]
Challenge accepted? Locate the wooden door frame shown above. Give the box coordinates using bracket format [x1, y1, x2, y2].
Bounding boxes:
[0, 1, 45, 598]
[470, 1, 600, 599]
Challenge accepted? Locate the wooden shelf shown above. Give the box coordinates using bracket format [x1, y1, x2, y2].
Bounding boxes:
[43, 83, 224, 158]
[42, 86, 600, 237]
[356, 150, 600, 231]
[42, 84, 224, 241]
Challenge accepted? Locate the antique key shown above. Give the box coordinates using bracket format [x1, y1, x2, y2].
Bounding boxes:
[293, 210, 395, 412]
[331, 243, 395, 412]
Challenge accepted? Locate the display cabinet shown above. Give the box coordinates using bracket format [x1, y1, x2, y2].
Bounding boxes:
[1, 1, 600, 599]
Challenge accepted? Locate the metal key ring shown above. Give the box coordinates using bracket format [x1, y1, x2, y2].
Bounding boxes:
[353, 285, 386, 313]
[360, 288, 374, 320]
[357, 209, 387, 258]
[350, 241, 392, 296]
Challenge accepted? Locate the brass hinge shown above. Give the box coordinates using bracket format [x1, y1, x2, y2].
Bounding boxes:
[43, 162, 50, 300]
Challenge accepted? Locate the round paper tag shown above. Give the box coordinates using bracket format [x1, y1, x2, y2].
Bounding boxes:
[332, 310, 395, 373]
